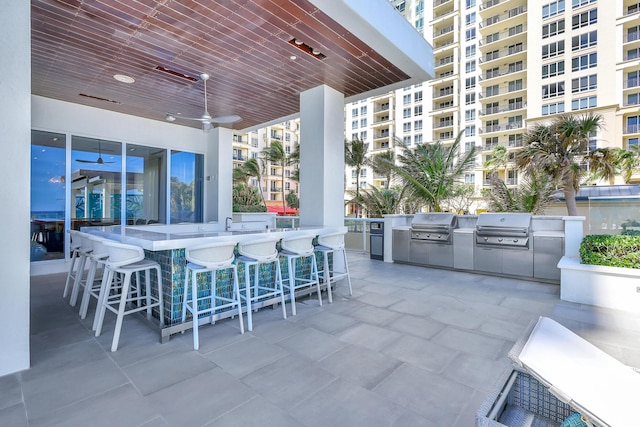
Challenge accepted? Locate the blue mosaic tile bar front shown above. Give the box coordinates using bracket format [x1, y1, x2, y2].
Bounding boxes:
[144, 248, 332, 326]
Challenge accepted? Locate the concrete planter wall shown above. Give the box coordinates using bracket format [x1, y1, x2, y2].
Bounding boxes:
[558, 256, 640, 313]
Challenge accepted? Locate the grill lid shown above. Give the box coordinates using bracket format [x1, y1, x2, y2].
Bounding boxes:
[411, 213, 457, 231]
[475, 213, 532, 235]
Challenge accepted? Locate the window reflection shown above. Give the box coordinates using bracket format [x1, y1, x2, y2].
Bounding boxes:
[31, 130, 66, 260]
[170, 150, 203, 223]
[126, 145, 166, 224]
[71, 137, 122, 228]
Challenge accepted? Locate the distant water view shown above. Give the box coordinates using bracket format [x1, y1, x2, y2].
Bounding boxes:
[31, 211, 64, 220]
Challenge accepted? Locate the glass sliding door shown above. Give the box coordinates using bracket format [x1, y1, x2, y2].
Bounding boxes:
[170, 150, 203, 223]
[31, 130, 66, 260]
[126, 145, 167, 224]
[71, 137, 122, 229]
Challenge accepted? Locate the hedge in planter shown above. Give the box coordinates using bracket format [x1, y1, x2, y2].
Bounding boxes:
[579, 234, 640, 269]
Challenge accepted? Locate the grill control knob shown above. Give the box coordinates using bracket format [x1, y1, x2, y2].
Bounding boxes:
[426, 234, 431, 238]
[514, 239, 519, 243]
[483, 237, 488, 241]
[498, 238, 503, 242]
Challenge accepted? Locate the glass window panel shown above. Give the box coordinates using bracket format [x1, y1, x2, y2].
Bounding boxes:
[71, 137, 122, 228]
[31, 130, 66, 260]
[170, 150, 203, 223]
[127, 145, 167, 225]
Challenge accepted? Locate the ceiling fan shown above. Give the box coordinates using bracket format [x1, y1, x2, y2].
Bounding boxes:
[165, 73, 241, 132]
[76, 141, 115, 164]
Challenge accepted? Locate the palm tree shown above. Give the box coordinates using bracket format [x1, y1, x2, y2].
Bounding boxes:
[369, 148, 395, 189]
[344, 138, 369, 217]
[484, 145, 508, 181]
[260, 140, 298, 215]
[392, 131, 476, 212]
[584, 148, 620, 185]
[241, 158, 266, 205]
[616, 145, 640, 184]
[347, 186, 407, 218]
[517, 113, 603, 216]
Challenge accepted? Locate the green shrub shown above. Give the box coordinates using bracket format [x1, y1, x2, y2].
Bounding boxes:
[579, 234, 640, 269]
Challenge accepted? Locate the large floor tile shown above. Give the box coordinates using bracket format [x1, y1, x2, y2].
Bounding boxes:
[387, 314, 447, 340]
[276, 328, 347, 361]
[431, 326, 508, 360]
[0, 374, 23, 411]
[346, 304, 403, 326]
[441, 352, 510, 393]
[316, 345, 401, 389]
[0, 403, 27, 427]
[381, 334, 458, 374]
[242, 355, 336, 408]
[147, 368, 257, 426]
[23, 357, 129, 422]
[299, 311, 359, 334]
[29, 384, 157, 427]
[121, 348, 217, 395]
[336, 322, 402, 352]
[373, 363, 475, 425]
[204, 336, 287, 378]
[206, 395, 302, 427]
[291, 378, 420, 427]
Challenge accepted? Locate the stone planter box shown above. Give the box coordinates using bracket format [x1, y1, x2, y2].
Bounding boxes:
[558, 256, 640, 313]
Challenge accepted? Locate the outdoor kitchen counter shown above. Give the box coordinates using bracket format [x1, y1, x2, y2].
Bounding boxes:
[82, 223, 346, 340]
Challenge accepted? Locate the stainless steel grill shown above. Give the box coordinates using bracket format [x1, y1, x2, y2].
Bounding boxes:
[411, 213, 457, 244]
[475, 213, 532, 248]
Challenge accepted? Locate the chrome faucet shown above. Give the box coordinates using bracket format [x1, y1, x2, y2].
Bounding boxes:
[225, 217, 233, 231]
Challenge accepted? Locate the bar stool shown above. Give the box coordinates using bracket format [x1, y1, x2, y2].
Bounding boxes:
[315, 231, 353, 303]
[64, 230, 93, 307]
[280, 233, 321, 316]
[181, 241, 244, 350]
[62, 229, 83, 299]
[94, 240, 164, 352]
[78, 235, 111, 322]
[236, 238, 286, 331]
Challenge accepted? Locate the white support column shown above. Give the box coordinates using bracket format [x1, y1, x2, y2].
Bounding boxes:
[205, 127, 234, 224]
[299, 85, 345, 227]
[0, 0, 31, 375]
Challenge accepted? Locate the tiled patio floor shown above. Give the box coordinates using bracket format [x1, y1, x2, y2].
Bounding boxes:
[3, 252, 640, 426]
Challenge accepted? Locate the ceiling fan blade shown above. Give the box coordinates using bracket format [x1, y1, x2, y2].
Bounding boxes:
[212, 115, 241, 124]
[168, 114, 210, 122]
[76, 159, 97, 163]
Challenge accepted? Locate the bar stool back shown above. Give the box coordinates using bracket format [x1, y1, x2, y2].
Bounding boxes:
[315, 231, 353, 303]
[78, 235, 110, 321]
[181, 241, 244, 350]
[236, 238, 287, 331]
[94, 240, 164, 352]
[62, 229, 83, 299]
[280, 233, 321, 316]
[66, 231, 93, 307]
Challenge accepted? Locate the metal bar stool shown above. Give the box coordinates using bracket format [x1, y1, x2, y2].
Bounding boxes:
[94, 240, 164, 352]
[65, 230, 93, 307]
[236, 237, 287, 332]
[181, 241, 244, 350]
[315, 231, 353, 303]
[280, 233, 321, 316]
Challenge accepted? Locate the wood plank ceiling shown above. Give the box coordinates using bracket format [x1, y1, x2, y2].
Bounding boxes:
[31, 0, 410, 130]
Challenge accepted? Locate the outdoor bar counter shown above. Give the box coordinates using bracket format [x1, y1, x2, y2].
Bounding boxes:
[83, 223, 344, 341]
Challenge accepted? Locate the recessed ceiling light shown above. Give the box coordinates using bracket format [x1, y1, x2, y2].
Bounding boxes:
[113, 74, 135, 83]
[290, 55, 297, 60]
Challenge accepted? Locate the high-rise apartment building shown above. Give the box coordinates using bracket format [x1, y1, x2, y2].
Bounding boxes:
[344, 0, 640, 214]
[238, 0, 640, 215]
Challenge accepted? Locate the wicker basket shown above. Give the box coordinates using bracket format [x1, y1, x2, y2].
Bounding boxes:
[476, 366, 574, 427]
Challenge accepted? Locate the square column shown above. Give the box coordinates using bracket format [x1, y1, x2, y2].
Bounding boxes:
[299, 85, 345, 227]
[205, 127, 234, 224]
[0, 0, 31, 375]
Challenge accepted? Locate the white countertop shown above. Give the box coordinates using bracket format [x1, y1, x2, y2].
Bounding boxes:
[82, 223, 346, 251]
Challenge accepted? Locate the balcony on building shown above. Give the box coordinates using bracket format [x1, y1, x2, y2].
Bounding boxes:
[433, 24, 455, 41]
[624, 1, 640, 17]
[479, 4, 527, 32]
[431, 99, 457, 114]
[480, 100, 525, 119]
[479, 61, 527, 83]
[433, 38, 456, 55]
[479, 24, 527, 48]
[479, 43, 526, 67]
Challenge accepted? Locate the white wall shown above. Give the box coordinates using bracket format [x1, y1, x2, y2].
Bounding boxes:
[0, 0, 31, 376]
